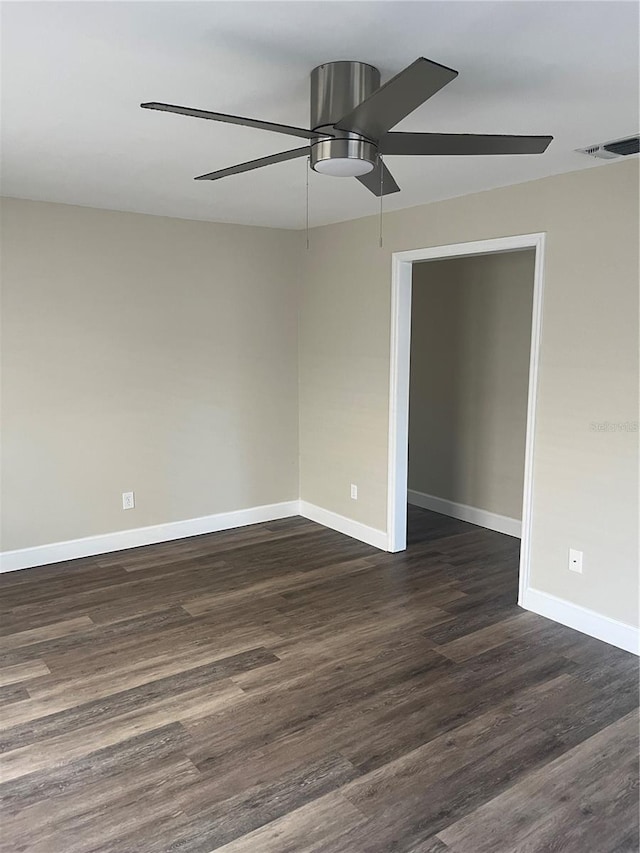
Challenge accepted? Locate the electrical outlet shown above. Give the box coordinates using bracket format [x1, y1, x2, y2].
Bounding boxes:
[568, 548, 583, 574]
[350, 484, 358, 500]
[122, 491, 135, 510]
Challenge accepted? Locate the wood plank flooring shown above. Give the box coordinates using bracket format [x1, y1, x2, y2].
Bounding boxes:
[1, 506, 637, 852]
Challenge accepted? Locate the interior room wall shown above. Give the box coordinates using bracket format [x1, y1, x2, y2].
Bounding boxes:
[1, 198, 301, 551]
[2, 160, 638, 636]
[299, 159, 639, 628]
[408, 251, 535, 521]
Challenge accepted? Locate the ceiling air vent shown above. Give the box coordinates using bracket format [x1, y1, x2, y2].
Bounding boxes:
[578, 135, 639, 160]
[604, 137, 640, 157]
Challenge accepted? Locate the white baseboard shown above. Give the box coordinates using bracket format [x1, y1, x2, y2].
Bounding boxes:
[407, 489, 521, 538]
[0, 498, 389, 573]
[521, 587, 639, 656]
[0, 501, 300, 573]
[3, 499, 636, 658]
[299, 501, 389, 551]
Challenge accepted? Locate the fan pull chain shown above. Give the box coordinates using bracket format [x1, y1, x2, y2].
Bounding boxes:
[305, 157, 310, 250]
[379, 154, 384, 248]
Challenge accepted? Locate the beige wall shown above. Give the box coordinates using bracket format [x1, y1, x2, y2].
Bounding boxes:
[1, 198, 301, 550]
[408, 251, 535, 519]
[299, 159, 639, 627]
[2, 161, 638, 630]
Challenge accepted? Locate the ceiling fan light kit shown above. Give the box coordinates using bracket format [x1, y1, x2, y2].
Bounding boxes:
[141, 56, 553, 196]
[312, 139, 376, 177]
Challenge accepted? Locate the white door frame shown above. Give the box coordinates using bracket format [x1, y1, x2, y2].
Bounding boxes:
[386, 233, 546, 606]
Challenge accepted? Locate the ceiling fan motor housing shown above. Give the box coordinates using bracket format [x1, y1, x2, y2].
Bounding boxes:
[310, 61, 379, 176]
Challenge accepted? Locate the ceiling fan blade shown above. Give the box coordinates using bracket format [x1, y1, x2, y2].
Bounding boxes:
[194, 146, 309, 181]
[380, 132, 553, 156]
[335, 57, 458, 141]
[141, 102, 332, 141]
[356, 160, 401, 197]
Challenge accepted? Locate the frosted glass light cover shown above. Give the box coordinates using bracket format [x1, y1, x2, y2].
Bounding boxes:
[313, 157, 374, 177]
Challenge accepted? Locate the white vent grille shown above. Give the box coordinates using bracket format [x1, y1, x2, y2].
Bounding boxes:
[578, 135, 639, 160]
[577, 143, 620, 160]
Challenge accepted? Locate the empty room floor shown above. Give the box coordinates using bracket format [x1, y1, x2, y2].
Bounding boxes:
[0, 506, 638, 853]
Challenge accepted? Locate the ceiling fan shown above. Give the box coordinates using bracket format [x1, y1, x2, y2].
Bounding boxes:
[141, 57, 553, 197]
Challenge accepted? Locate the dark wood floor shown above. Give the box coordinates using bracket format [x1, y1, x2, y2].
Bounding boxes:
[0, 506, 638, 853]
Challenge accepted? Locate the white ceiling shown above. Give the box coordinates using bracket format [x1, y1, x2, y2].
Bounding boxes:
[1, 1, 638, 229]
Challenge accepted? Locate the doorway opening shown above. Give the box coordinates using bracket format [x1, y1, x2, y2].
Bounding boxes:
[387, 234, 546, 607]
